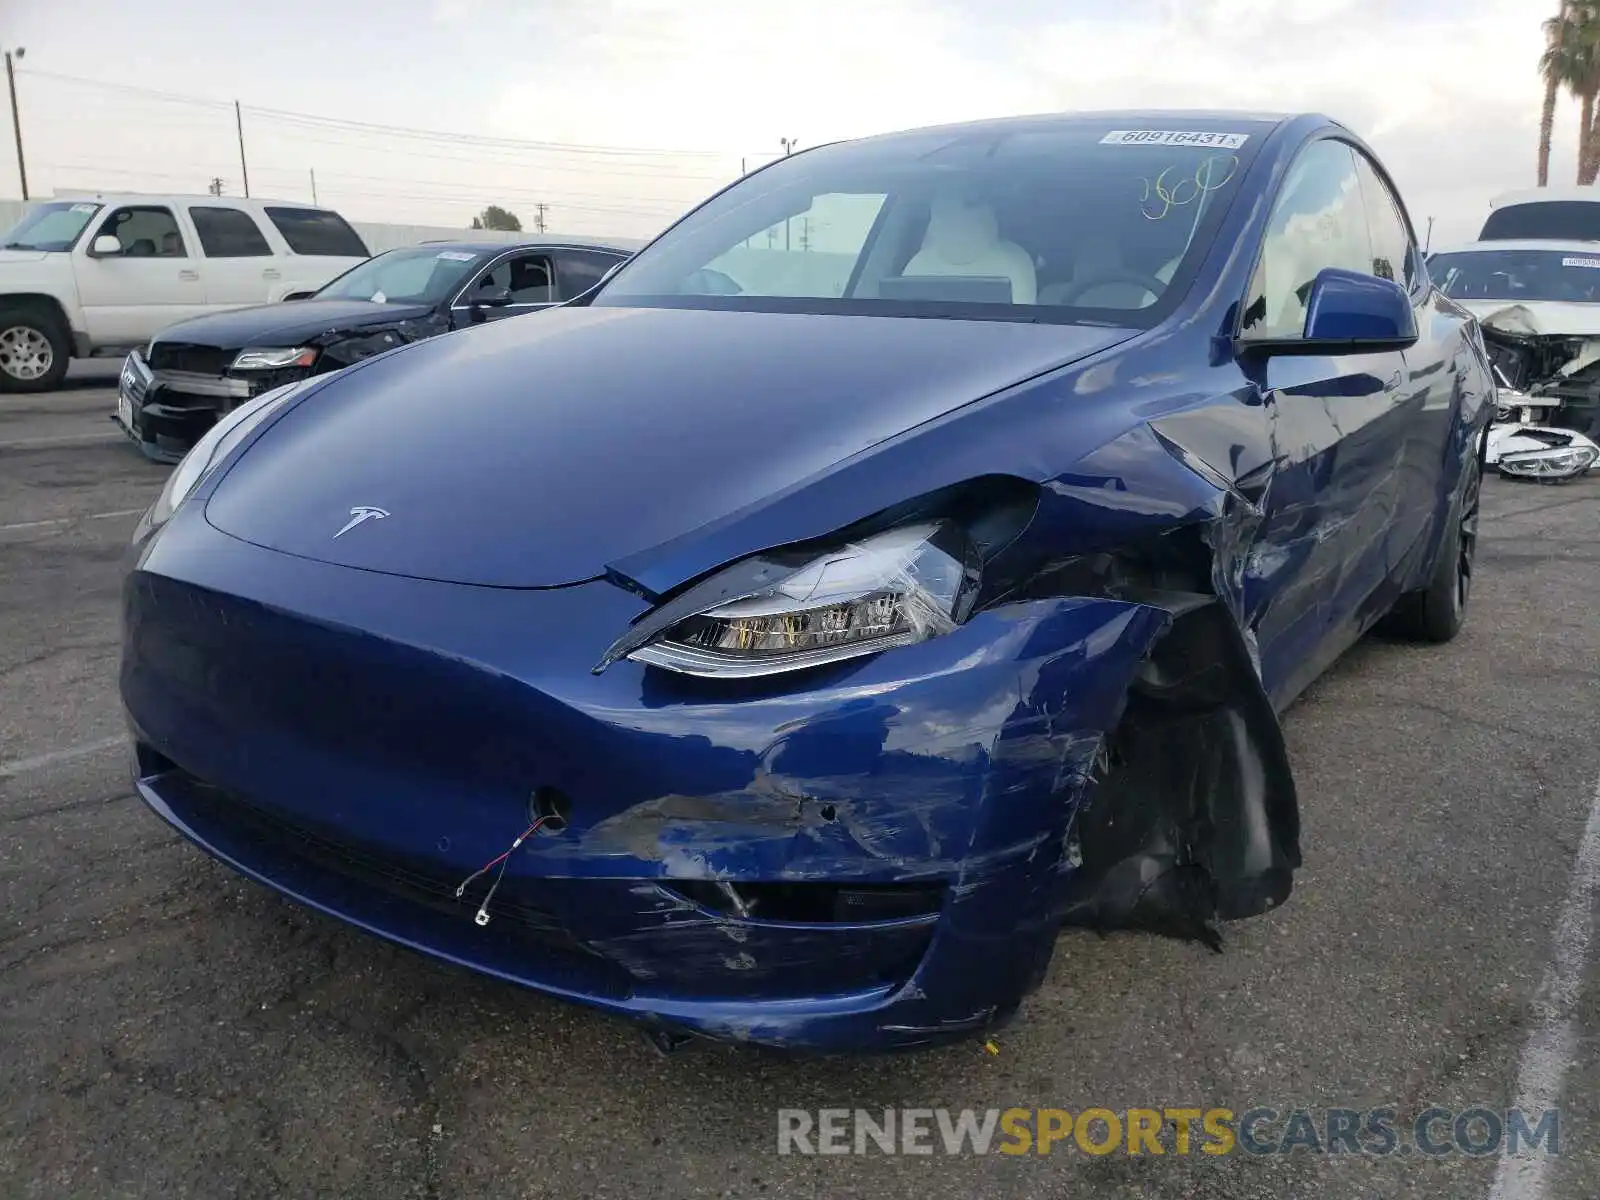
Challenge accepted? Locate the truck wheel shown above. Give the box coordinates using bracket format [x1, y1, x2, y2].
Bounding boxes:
[0, 307, 70, 393]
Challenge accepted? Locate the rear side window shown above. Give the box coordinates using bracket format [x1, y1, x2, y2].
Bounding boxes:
[555, 249, 626, 299]
[1481, 201, 1600, 242]
[264, 208, 369, 257]
[189, 206, 272, 257]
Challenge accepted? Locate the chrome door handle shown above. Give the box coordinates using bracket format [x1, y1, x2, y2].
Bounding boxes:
[179, 269, 200, 281]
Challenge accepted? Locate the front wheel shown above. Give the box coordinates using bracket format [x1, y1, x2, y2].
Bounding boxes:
[0, 307, 70, 393]
[1386, 454, 1481, 643]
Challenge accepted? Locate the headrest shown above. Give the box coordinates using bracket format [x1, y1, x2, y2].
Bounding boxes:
[920, 195, 1001, 265]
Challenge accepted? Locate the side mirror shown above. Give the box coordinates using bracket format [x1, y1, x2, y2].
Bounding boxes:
[1242, 267, 1418, 357]
[475, 285, 514, 307]
[90, 234, 122, 257]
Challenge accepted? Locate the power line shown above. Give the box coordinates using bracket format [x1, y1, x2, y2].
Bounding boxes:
[15, 67, 232, 110]
[16, 66, 737, 159]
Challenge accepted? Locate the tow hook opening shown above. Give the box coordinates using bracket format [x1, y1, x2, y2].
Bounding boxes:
[528, 785, 571, 834]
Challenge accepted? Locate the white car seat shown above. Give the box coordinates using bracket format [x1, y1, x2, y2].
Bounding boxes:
[902, 195, 1037, 304]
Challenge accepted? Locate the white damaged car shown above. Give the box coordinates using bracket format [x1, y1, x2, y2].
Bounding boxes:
[1429, 239, 1600, 480]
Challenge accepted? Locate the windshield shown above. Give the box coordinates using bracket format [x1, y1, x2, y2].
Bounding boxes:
[314, 246, 486, 304]
[593, 121, 1267, 324]
[3, 201, 103, 252]
[1429, 248, 1600, 303]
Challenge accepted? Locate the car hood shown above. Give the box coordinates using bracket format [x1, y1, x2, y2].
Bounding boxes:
[151, 299, 437, 350]
[204, 305, 1134, 588]
[0, 248, 50, 263]
[1457, 298, 1600, 338]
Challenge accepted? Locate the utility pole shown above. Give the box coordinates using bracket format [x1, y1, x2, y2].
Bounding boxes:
[779, 138, 798, 250]
[1425, 216, 1435, 253]
[309, 168, 317, 205]
[234, 100, 250, 198]
[534, 202, 548, 234]
[207, 176, 224, 196]
[4, 47, 26, 201]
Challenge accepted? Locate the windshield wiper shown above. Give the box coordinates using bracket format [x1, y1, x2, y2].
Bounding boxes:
[2, 242, 34, 250]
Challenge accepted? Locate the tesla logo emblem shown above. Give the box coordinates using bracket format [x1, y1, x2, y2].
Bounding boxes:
[334, 506, 390, 538]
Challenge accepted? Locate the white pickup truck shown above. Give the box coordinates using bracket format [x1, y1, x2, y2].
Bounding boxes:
[0, 194, 371, 392]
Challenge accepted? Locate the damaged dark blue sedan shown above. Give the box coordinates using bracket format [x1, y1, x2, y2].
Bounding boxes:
[121, 111, 1493, 1052]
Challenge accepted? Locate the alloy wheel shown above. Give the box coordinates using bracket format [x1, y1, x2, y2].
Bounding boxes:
[0, 325, 52, 382]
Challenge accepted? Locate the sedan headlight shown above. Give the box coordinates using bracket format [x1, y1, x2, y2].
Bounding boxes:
[148, 380, 311, 527]
[1498, 444, 1599, 480]
[231, 346, 317, 371]
[622, 521, 981, 678]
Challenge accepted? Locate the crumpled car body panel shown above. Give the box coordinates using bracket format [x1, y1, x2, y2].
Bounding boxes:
[120, 112, 1494, 1052]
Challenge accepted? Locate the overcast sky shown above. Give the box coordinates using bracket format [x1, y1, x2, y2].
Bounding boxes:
[2, 0, 1579, 245]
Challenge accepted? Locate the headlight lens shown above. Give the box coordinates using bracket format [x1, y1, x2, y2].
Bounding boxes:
[232, 346, 316, 371]
[148, 380, 310, 527]
[1498, 443, 1600, 479]
[627, 521, 981, 678]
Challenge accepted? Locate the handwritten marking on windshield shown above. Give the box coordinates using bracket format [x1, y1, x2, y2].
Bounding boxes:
[1139, 154, 1239, 221]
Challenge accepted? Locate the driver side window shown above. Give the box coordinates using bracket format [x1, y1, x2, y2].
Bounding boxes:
[1240, 141, 1373, 339]
[96, 206, 188, 258]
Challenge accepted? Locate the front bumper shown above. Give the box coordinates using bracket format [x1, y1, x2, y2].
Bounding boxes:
[121, 506, 1171, 1051]
[115, 348, 311, 464]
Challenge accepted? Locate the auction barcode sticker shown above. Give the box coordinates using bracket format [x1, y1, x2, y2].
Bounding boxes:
[1100, 130, 1251, 149]
[1563, 255, 1600, 269]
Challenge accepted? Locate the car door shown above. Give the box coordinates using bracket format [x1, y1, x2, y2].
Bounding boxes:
[74, 204, 208, 345]
[187, 205, 283, 312]
[1349, 152, 1457, 570]
[1235, 138, 1413, 704]
[450, 250, 557, 327]
[553, 248, 627, 301]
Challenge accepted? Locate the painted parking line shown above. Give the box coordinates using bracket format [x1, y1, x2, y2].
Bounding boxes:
[1487, 768, 1600, 1200]
[0, 735, 128, 780]
[0, 431, 127, 450]
[0, 508, 145, 534]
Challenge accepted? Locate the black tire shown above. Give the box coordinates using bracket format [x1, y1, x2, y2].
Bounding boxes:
[1387, 454, 1481, 643]
[0, 305, 71, 393]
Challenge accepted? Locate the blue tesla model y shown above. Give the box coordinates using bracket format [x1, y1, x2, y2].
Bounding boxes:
[121, 111, 1493, 1052]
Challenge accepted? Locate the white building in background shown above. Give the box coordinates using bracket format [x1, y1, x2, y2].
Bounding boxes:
[0, 194, 645, 256]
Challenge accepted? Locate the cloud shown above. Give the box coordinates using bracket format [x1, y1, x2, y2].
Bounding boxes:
[481, 0, 1564, 244]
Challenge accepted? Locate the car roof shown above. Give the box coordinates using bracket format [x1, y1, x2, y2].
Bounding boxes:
[42, 192, 338, 212]
[1487, 187, 1600, 209]
[399, 237, 641, 255]
[833, 108, 1301, 151]
[1431, 239, 1600, 255]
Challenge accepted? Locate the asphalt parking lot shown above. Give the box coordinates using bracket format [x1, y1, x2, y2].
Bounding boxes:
[3, 369, 1599, 1199]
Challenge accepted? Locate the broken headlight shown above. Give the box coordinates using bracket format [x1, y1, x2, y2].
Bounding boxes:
[1497, 444, 1599, 480]
[628, 522, 982, 678]
[232, 346, 316, 371]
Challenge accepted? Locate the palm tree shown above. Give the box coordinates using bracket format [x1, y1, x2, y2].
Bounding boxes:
[1540, 2, 1600, 184]
[1539, 3, 1570, 186]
